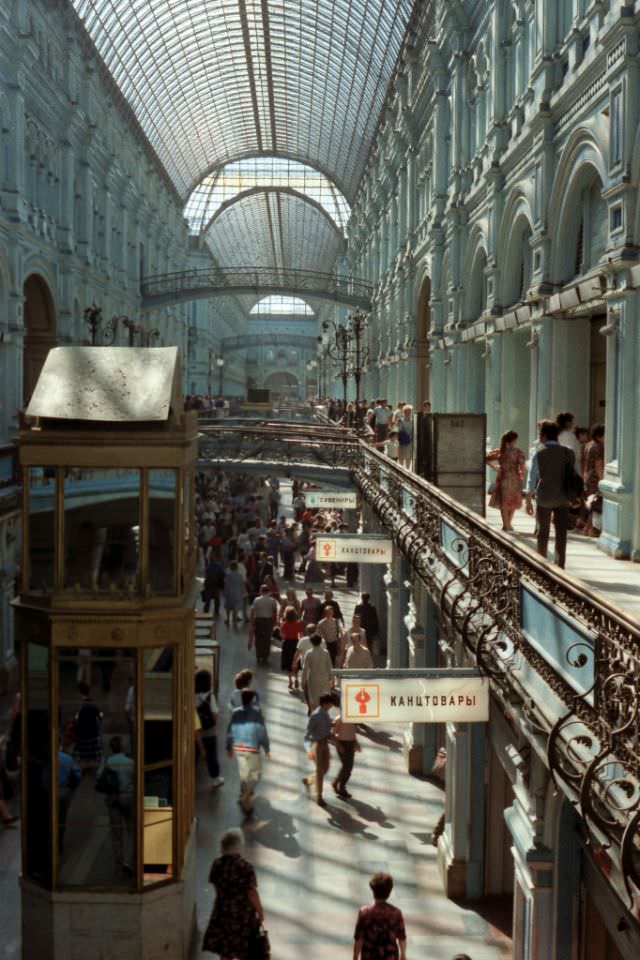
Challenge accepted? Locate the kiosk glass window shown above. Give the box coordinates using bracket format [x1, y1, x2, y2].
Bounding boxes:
[148, 470, 177, 593]
[25, 642, 52, 885]
[63, 468, 141, 592]
[28, 467, 56, 591]
[143, 645, 174, 885]
[55, 647, 136, 888]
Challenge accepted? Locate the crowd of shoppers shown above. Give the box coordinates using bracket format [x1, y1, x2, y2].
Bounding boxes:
[194, 467, 428, 957]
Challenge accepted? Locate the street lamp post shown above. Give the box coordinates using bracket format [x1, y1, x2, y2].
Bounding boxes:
[83, 304, 120, 345]
[348, 308, 369, 427]
[322, 320, 349, 409]
[216, 355, 225, 395]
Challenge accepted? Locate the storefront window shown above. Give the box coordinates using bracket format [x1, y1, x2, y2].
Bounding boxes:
[28, 467, 56, 591]
[25, 642, 51, 884]
[148, 470, 177, 593]
[143, 645, 174, 884]
[56, 647, 136, 887]
[63, 468, 141, 592]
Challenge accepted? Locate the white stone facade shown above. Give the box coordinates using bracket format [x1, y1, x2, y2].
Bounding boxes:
[347, 0, 640, 561]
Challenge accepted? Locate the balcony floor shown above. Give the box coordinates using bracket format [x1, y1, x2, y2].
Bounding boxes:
[485, 503, 640, 622]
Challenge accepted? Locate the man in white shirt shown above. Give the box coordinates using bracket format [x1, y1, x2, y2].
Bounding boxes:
[343, 632, 374, 670]
[556, 412, 582, 475]
[250, 585, 278, 663]
[373, 399, 390, 445]
[317, 605, 344, 667]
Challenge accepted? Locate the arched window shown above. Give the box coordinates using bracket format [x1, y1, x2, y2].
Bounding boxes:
[250, 296, 314, 316]
[503, 218, 532, 307]
[573, 176, 607, 278]
[465, 248, 487, 323]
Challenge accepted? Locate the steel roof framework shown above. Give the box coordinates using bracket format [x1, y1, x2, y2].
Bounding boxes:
[71, 0, 414, 202]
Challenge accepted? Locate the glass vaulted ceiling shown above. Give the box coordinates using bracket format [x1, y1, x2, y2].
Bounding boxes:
[185, 157, 351, 236]
[206, 190, 344, 274]
[70, 0, 415, 201]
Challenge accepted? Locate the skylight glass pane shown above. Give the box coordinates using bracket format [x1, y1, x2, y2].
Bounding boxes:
[184, 157, 351, 236]
[250, 296, 315, 315]
[205, 189, 343, 274]
[69, 1, 415, 200]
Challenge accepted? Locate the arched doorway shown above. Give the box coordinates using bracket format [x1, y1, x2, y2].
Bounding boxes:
[23, 274, 56, 406]
[416, 274, 431, 405]
[263, 370, 300, 401]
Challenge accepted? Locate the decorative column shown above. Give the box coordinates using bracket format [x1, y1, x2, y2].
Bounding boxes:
[383, 556, 399, 667]
[58, 140, 75, 254]
[599, 297, 637, 559]
[405, 589, 440, 775]
[437, 721, 487, 899]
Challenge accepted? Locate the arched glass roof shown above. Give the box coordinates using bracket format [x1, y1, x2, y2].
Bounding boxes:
[185, 157, 350, 236]
[250, 296, 315, 316]
[70, 1, 415, 200]
[206, 189, 345, 274]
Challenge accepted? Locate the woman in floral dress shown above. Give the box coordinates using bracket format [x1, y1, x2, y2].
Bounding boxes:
[486, 430, 526, 532]
[203, 828, 266, 959]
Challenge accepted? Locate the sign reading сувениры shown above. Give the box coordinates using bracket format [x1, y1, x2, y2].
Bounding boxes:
[342, 676, 488, 723]
[315, 535, 393, 564]
[305, 489, 358, 509]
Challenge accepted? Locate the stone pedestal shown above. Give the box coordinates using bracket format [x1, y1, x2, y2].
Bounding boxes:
[22, 823, 198, 960]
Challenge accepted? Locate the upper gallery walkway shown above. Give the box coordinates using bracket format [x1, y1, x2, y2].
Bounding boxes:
[485, 504, 640, 622]
[199, 417, 640, 627]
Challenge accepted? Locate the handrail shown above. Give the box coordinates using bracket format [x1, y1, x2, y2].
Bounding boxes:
[141, 265, 374, 310]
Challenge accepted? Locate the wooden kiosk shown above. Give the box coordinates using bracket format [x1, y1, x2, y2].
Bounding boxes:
[15, 347, 198, 959]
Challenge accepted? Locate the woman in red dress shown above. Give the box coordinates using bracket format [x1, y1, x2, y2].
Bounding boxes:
[486, 430, 526, 532]
[279, 606, 303, 690]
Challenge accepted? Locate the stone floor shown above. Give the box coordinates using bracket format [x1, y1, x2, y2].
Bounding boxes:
[485, 502, 640, 622]
[191, 580, 512, 959]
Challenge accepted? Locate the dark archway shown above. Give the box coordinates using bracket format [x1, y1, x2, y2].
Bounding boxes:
[264, 370, 300, 401]
[416, 275, 431, 405]
[23, 274, 56, 406]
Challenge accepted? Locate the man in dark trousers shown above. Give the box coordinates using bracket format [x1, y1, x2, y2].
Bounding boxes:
[525, 419, 575, 568]
[354, 593, 380, 651]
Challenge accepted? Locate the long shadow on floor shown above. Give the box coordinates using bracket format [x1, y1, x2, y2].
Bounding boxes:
[244, 800, 301, 859]
[344, 797, 395, 829]
[325, 803, 379, 839]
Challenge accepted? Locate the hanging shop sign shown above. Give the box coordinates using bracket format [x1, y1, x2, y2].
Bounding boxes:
[341, 675, 489, 723]
[315, 534, 393, 564]
[305, 489, 358, 509]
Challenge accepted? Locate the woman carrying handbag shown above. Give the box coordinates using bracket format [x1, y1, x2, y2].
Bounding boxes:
[202, 828, 270, 959]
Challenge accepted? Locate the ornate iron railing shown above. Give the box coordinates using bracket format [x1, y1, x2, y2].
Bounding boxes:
[199, 422, 640, 898]
[351, 443, 640, 902]
[198, 419, 356, 471]
[141, 266, 374, 310]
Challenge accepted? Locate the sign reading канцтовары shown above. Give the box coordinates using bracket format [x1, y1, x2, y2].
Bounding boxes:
[315, 535, 393, 564]
[342, 676, 489, 723]
[305, 490, 358, 509]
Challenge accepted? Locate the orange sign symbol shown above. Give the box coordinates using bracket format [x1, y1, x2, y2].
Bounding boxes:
[322, 542, 333, 558]
[355, 688, 371, 715]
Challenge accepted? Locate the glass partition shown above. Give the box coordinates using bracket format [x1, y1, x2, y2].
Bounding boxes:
[25, 642, 51, 884]
[55, 647, 136, 887]
[28, 467, 56, 591]
[148, 470, 177, 594]
[63, 468, 141, 592]
[143, 645, 174, 885]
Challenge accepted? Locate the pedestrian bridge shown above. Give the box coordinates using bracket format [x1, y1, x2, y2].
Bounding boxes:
[141, 266, 374, 311]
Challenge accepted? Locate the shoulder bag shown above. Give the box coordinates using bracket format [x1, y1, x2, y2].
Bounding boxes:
[563, 449, 584, 501]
